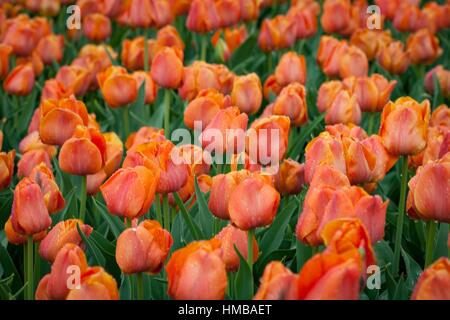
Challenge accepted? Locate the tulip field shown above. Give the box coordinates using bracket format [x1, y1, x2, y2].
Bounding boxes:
[0, 0, 450, 302]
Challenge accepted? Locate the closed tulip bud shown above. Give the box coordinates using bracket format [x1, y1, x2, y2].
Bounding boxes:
[424, 65, 450, 98]
[317, 36, 349, 78]
[83, 13, 112, 42]
[339, 46, 368, 79]
[126, 0, 153, 28]
[263, 75, 282, 101]
[156, 25, 184, 51]
[0, 149, 15, 190]
[295, 251, 362, 300]
[36, 243, 89, 300]
[361, 135, 398, 182]
[17, 149, 52, 178]
[97, 66, 138, 108]
[151, 47, 184, 89]
[116, 220, 172, 274]
[377, 41, 410, 75]
[380, 97, 430, 155]
[287, 3, 318, 39]
[59, 125, 106, 176]
[216, 0, 240, 28]
[39, 96, 89, 146]
[3, 63, 35, 96]
[411, 257, 450, 300]
[100, 166, 158, 219]
[254, 261, 298, 300]
[132, 71, 158, 104]
[215, 224, 259, 272]
[15, 51, 44, 78]
[66, 267, 119, 300]
[393, 3, 422, 32]
[324, 90, 361, 125]
[317, 81, 344, 113]
[275, 52, 307, 87]
[55, 65, 91, 97]
[229, 173, 280, 230]
[186, 0, 220, 33]
[410, 126, 449, 168]
[166, 239, 227, 300]
[407, 155, 450, 223]
[29, 163, 65, 214]
[39, 219, 92, 263]
[231, 73, 262, 115]
[350, 29, 392, 61]
[0, 44, 12, 80]
[2, 19, 38, 56]
[274, 158, 305, 195]
[36, 34, 64, 65]
[11, 178, 51, 235]
[258, 15, 297, 52]
[5, 216, 46, 245]
[239, 0, 259, 21]
[272, 83, 308, 126]
[430, 104, 450, 128]
[321, 0, 354, 35]
[121, 37, 155, 71]
[406, 29, 443, 65]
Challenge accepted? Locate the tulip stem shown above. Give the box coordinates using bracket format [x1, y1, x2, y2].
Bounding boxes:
[367, 112, 376, 135]
[247, 229, 254, 296]
[143, 33, 149, 72]
[392, 156, 409, 276]
[79, 175, 87, 222]
[136, 272, 144, 300]
[267, 52, 273, 73]
[25, 236, 33, 300]
[424, 220, 438, 268]
[122, 106, 131, 140]
[200, 34, 208, 61]
[163, 194, 170, 231]
[155, 195, 163, 225]
[163, 89, 171, 138]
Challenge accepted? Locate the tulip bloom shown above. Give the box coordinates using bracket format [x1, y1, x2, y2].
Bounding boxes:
[410, 126, 450, 168]
[350, 29, 392, 61]
[55, 65, 91, 96]
[274, 159, 305, 195]
[176, 144, 211, 176]
[321, 0, 356, 36]
[254, 261, 298, 300]
[35, 243, 89, 300]
[83, 13, 112, 42]
[132, 71, 158, 104]
[17, 149, 52, 178]
[116, 220, 173, 274]
[39, 219, 93, 263]
[411, 257, 450, 300]
[229, 173, 280, 230]
[275, 52, 307, 87]
[36, 34, 64, 65]
[376, 41, 411, 75]
[5, 216, 47, 245]
[3, 63, 35, 96]
[287, 3, 318, 39]
[11, 178, 51, 235]
[317, 36, 349, 78]
[0, 149, 15, 190]
[339, 46, 369, 79]
[151, 47, 184, 89]
[430, 104, 450, 128]
[39, 96, 89, 146]
[379, 97, 430, 155]
[272, 83, 308, 126]
[166, 239, 227, 300]
[121, 37, 155, 71]
[263, 75, 282, 101]
[407, 156, 450, 223]
[2, 17, 39, 56]
[97, 66, 138, 108]
[186, 0, 220, 33]
[59, 126, 106, 176]
[258, 15, 297, 52]
[406, 29, 443, 65]
[424, 65, 450, 98]
[100, 166, 158, 219]
[0, 44, 12, 80]
[41, 79, 72, 101]
[66, 267, 119, 300]
[29, 163, 65, 214]
[231, 73, 262, 115]
[322, 90, 361, 125]
[343, 74, 397, 113]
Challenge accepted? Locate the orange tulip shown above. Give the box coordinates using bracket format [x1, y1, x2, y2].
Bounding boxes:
[2, 17, 39, 56]
[287, 2, 318, 39]
[116, 220, 172, 274]
[36, 34, 64, 65]
[0, 44, 12, 80]
[176, 144, 211, 176]
[263, 74, 282, 101]
[5, 216, 46, 245]
[0, 149, 15, 190]
[11, 177, 51, 235]
[407, 155, 450, 223]
[411, 257, 450, 300]
[379, 97, 430, 155]
[231, 73, 262, 115]
[274, 52, 307, 87]
[274, 158, 305, 195]
[66, 267, 119, 300]
[258, 15, 297, 52]
[229, 172, 280, 230]
[392, 3, 422, 32]
[317, 36, 349, 78]
[156, 25, 185, 52]
[132, 71, 158, 104]
[100, 165, 157, 219]
[430, 104, 450, 128]
[3, 63, 35, 96]
[339, 46, 368, 79]
[151, 47, 184, 89]
[19, 130, 56, 158]
[41, 79, 72, 101]
[317, 80, 345, 114]
[215, 224, 259, 272]
[321, 0, 355, 36]
[272, 83, 308, 126]
[29, 163, 65, 214]
[350, 29, 392, 61]
[216, 0, 240, 28]
[55, 65, 91, 97]
[166, 239, 227, 300]
[17, 149, 52, 178]
[410, 126, 450, 168]
[253, 261, 298, 300]
[124, 0, 153, 28]
[425, 65, 450, 98]
[35, 243, 89, 300]
[121, 37, 155, 71]
[39, 219, 93, 263]
[83, 13, 112, 42]
[376, 41, 411, 75]
[406, 28, 443, 65]
[212, 26, 248, 61]
[186, 0, 220, 33]
[59, 125, 106, 176]
[125, 126, 165, 150]
[97, 66, 138, 108]
[323, 90, 361, 125]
